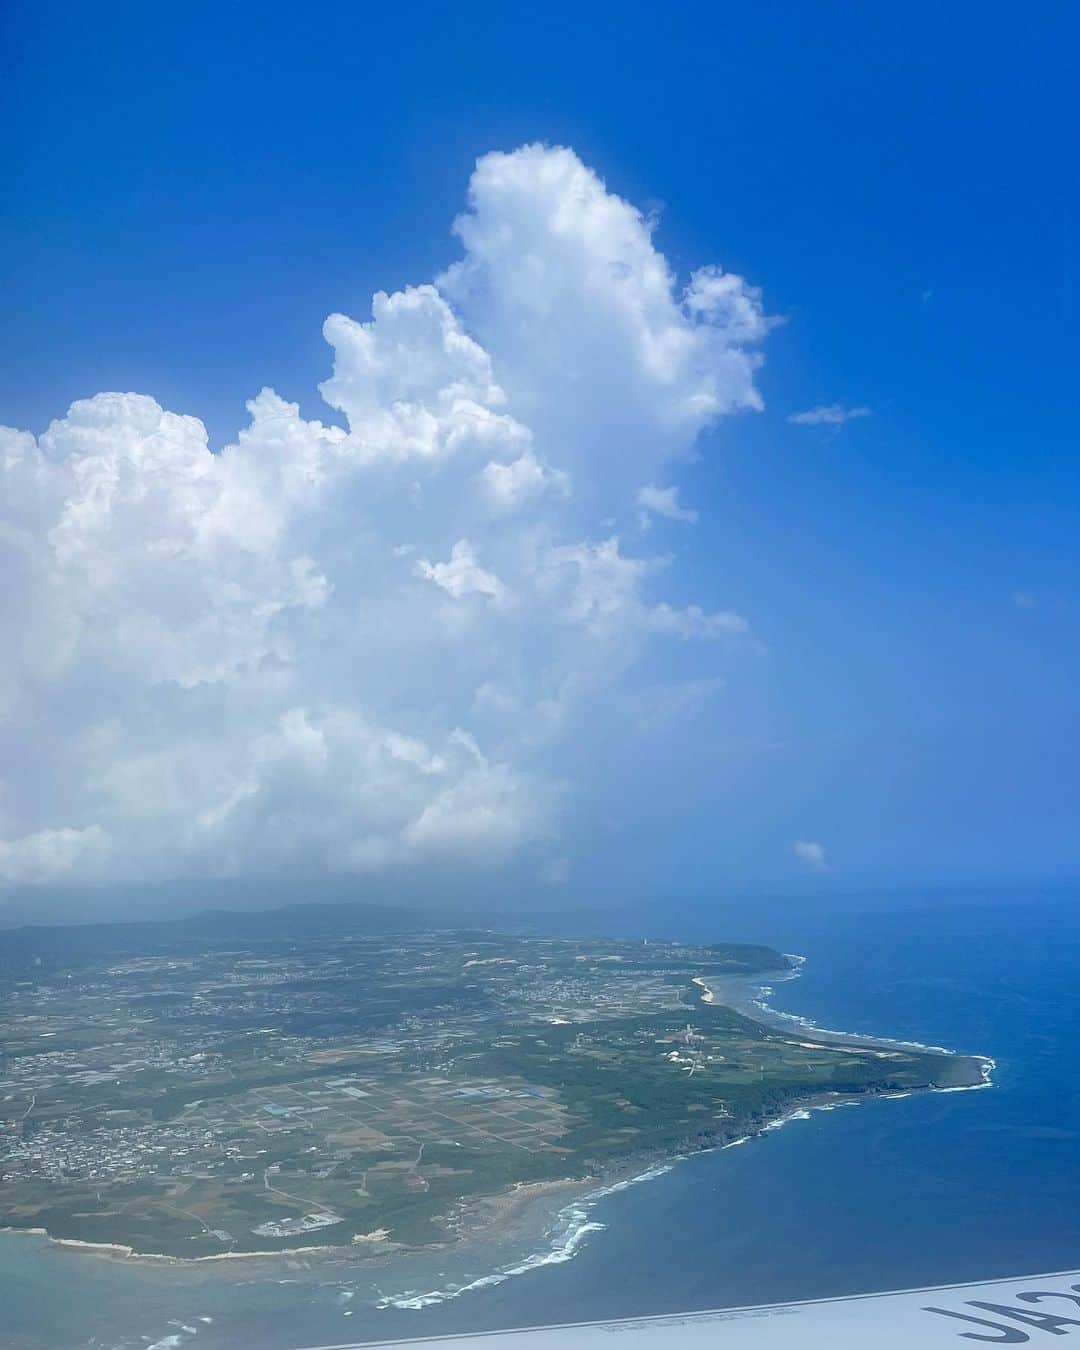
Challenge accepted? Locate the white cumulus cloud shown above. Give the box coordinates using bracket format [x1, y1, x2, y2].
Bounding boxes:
[417, 539, 507, 602]
[637, 483, 699, 528]
[439, 144, 769, 508]
[793, 840, 828, 871]
[0, 144, 771, 894]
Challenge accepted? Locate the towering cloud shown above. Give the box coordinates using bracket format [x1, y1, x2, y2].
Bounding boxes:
[0, 145, 769, 892]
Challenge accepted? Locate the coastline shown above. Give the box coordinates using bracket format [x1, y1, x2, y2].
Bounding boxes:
[369, 1158, 683, 1311]
[692, 955, 996, 1091]
[0, 956, 993, 1279]
[449, 1177, 596, 1244]
[0, 1225, 366, 1266]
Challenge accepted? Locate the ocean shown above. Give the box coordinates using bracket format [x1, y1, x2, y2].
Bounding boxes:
[4, 892, 1080, 1350]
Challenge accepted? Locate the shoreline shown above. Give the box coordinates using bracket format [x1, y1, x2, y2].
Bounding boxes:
[0, 955, 993, 1275]
[694, 956, 996, 1090]
[0, 1225, 364, 1266]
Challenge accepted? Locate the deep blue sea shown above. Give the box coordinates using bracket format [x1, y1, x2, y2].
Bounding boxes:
[4, 893, 1080, 1350]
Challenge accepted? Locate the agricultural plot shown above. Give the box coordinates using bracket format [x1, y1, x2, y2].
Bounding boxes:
[0, 925, 984, 1255]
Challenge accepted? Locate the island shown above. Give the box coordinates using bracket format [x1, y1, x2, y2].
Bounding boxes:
[0, 911, 989, 1259]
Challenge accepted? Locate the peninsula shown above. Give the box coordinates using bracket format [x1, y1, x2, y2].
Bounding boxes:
[0, 911, 988, 1259]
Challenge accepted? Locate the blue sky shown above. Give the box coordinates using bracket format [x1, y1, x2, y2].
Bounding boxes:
[2, 1, 1078, 912]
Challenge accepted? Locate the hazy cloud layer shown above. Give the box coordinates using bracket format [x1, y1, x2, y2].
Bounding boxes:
[0, 145, 769, 892]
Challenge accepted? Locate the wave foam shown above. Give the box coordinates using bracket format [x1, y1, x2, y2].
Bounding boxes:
[372, 1162, 675, 1310]
[370, 956, 996, 1313]
[703, 955, 995, 1080]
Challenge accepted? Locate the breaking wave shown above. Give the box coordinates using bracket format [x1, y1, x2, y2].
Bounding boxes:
[715, 954, 995, 1086]
[372, 1162, 675, 1310]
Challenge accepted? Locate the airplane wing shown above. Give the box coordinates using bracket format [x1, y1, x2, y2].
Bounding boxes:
[299, 1270, 1080, 1349]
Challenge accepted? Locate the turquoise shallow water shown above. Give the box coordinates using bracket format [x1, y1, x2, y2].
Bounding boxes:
[4, 894, 1079, 1349]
